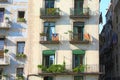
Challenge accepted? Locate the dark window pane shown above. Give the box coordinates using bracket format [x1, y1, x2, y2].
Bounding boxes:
[45, 0, 54, 8]
[44, 76, 53, 80]
[0, 68, 3, 79]
[16, 68, 24, 76]
[74, 76, 83, 80]
[73, 54, 84, 68]
[0, 10, 4, 22]
[43, 55, 54, 67]
[18, 11, 25, 18]
[73, 22, 84, 41]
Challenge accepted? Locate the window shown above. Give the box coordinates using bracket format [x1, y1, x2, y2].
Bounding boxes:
[0, 68, 3, 79]
[44, 76, 53, 80]
[43, 54, 55, 68]
[116, 15, 118, 24]
[17, 42, 25, 54]
[74, 76, 83, 80]
[73, 54, 84, 68]
[0, 38, 4, 50]
[44, 22, 55, 41]
[0, 8, 4, 22]
[16, 68, 24, 76]
[74, 0, 83, 15]
[45, 0, 55, 8]
[18, 11, 25, 18]
[43, 50, 55, 67]
[73, 22, 84, 41]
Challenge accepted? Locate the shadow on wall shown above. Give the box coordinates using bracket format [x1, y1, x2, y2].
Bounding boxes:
[40, 35, 99, 51]
[5, 9, 12, 15]
[56, 11, 71, 25]
[8, 22, 27, 37]
[56, 9, 99, 25]
[6, 38, 16, 46]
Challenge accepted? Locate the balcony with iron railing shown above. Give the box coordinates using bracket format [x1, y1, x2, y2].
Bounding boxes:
[70, 8, 90, 19]
[0, 0, 12, 4]
[0, 46, 10, 65]
[69, 33, 90, 44]
[0, 19, 11, 29]
[38, 64, 105, 76]
[0, 0, 8, 2]
[40, 33, 60, 44]
[40, 8, 61, 19]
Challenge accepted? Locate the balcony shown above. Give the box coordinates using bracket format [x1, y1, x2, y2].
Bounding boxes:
[0, 21, 11, 29]
[38, 64, 104, 76]
[69, 33, 90, 44]
[70, 8, 90, 19]
[0, 53, 10, 66]
[40, 8, 61, 19]
[40, 33, 60, 44]
[0, 0, 8, 2]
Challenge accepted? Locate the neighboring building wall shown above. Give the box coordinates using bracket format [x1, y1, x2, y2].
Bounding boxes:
[0, 0, 28, 80]
[26, 0, 100, 80]
[111, 0, 120, 79]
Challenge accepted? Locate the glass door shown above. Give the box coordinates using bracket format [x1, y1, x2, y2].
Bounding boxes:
[74, 0, 84, 15]
[44, 22, 55, 41]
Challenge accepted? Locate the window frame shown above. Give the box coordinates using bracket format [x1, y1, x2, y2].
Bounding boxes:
[45, 0, 55, 8]
[16, 68, 24, 76]
[73, 54, 85, 68]
[18, 11, 25, 18]
[43, 54, 55, 68]
[16, 41, 25, 54]
[74, 76, 83, 80]
[73, 22, 84, 41]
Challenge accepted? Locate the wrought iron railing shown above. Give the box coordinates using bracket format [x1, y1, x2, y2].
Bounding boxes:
[40, 33, 59, 42]
[0, 54, 10, 65]
[70, 8, 89, 16]
[40, 8, 60, 16]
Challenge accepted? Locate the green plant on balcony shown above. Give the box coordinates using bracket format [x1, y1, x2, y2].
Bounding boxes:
[4, 49, 9, 54]
[40, 32, 46, 36]
[16, 75, 24, 80]
[17, 18, 26, 22]
[38, 65, 47, 72]
[38, 61, 66, 73]
[16, 53, 27, 59]
[47, 8, 59, 16]
[73, 64, 86, 72]
[47, 64, 65, 73]
[2, 73, 9, 77]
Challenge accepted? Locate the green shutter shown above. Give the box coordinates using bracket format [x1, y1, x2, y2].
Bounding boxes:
[43, 50, 55, 55]
[72, 50, 85, 54]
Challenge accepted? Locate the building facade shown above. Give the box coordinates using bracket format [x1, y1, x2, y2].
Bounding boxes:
[111, 0, 120, 79]
[26, 0, 102, 80]
[100, 0, 120, 80]
[0, 0, 28, 80]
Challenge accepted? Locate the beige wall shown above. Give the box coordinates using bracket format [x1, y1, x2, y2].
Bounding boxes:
[26, 0, 100, 80]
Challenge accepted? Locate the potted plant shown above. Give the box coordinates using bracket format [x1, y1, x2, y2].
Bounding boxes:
[5, 17, 9, 23]
[17, 18, 26, 22]
[73, 64, 86, 72]
[40, 32, 47, 41]
[16, 75, 24, 80]
[16, 53, 27, 59]
[4, 49, 9, 54]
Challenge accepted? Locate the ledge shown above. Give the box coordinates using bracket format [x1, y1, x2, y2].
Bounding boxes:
[40, 41, 60, 44]
[38, 72, 104, 76]
[69, 40, 90, 44]
[40, 15, 60, 19]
